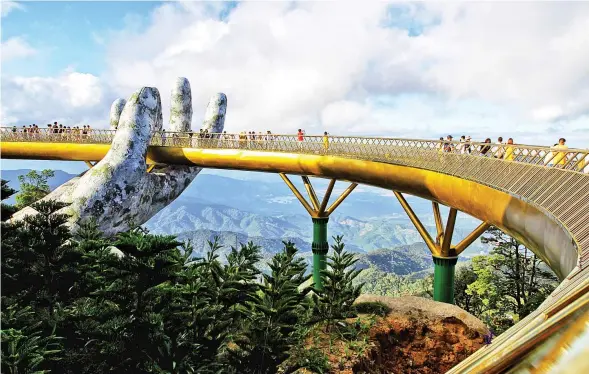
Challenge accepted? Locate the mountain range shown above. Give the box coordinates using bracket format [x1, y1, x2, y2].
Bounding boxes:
[2, 168, 491, 276]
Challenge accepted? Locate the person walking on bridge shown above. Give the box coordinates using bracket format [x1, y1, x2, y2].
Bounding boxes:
[188, 129, 195, 147]
[437, 137, 444, 154]
[457, 135, 466, 154]
[494, 136, 505, 159]
[504, 138, 515, 161]
[297, 129, 304, 151]
[552, 138, 569, 167]
[480, 138, 492, 156]
[464, 136, 472, 154]
[323, 131, 329, 154]
[443, 135, 454, 152]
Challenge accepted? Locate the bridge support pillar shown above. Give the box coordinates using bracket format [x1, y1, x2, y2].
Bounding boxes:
[433, 256, 458, 303]
[280, 174, 357, 290]
[312, 217, 329, 289]
[394, 191, 490, 304]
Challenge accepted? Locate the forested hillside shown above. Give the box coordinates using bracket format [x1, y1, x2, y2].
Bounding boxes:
[1, 174, 560, 372]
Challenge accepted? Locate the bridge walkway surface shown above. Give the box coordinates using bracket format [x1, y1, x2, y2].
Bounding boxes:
[1, 128, 588, 373]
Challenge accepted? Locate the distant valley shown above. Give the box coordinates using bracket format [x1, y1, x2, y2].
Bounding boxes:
[3, 169, 491, 277]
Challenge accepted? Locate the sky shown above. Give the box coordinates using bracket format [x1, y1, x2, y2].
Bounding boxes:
[1, 0, 589, 173]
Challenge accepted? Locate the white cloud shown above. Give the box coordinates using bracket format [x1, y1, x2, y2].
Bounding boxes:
[410, 2, 589, 122]
[321, 101, 371, 130]
[103, 1, 414, 132]
[1, 0, 24, 18]
[99, 1, 589, 138]
[2, 1, 589, 148]
[1, 71, 106, 126]
[1, 37, 36, 62]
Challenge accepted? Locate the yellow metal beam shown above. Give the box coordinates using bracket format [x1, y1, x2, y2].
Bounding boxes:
[0, 142, 579, 280]
[301, 176, 321, 212]
[325, 182, 357, 217]
[279, 173, 315, 216]
[453, 222, 491, 256]
[84, 160, 95, 169]
[146, 164, 156, 173]
[318, 178, 336, 216]
[432, 201, 444, 246]
[441, 208, 458, 256]
[394, 191, 439, 256]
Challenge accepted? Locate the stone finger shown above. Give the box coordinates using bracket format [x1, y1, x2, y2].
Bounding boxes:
[169, 77, 192, 133]
[201, 93, 227, 135]
[108, 87, 161, 163]
[109, 98, 126, 130]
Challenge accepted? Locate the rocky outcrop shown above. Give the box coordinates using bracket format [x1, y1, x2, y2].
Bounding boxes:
[351, 295, 490, 374]
[282, 295, 490, 374]
[354, 295, 489, 336]
[11, 78, 227, 237]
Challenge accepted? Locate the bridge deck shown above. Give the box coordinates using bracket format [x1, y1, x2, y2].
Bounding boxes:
[2, 128, 588, 373]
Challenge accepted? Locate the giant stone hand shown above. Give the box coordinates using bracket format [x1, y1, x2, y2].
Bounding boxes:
[11, 78, 227, 236]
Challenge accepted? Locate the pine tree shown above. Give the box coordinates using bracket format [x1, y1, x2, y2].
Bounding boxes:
[230, 241, 312, 374]
[312, 236, 364, 332]
[1, 305, 61, 374]
[80, 229, 187, 372]
[1, 200, 75, 373]
[454, 263, 484, 317]
[1, 179, 16, 199]
[50, 220, 114, 374]
[1, 202, 375, 373]
[1, 179, 17, 220]
[149, 239, 261, 373]
[1, 200, 76, 323]
[461, 226, 559, 333]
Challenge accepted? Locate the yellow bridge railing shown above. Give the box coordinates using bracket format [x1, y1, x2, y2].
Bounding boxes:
[2, 127, 588, 173]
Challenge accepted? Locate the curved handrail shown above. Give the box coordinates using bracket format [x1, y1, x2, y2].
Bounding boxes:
[1, 129, 587, 277]
[1, 127, 588, 172]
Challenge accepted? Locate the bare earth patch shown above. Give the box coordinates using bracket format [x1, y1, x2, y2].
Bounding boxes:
[286, 295, 490, 374]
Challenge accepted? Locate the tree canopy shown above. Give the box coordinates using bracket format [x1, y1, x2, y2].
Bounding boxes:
[0, 177, 559, 371]
[1, 190, 366, 373]
[15, 169, 55, 209]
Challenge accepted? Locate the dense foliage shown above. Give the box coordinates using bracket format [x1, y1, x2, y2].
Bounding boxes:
[0, 186, 366, 374]
[1, 174, 559, 372]
[311, 236, 364, 332]
[355, 267, 432, 298]
[1, 179, 18, 220]
[355, 227, 558, 335]
[454, 227, 558, 333]
[14, 169, 55, 209]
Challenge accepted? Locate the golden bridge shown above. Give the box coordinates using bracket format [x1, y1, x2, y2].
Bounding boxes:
[1, 128, 588, 373]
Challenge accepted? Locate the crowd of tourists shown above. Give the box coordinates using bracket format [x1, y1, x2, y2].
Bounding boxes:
[10, 122, 92, 138]
[4, 123, 587, 172]
[437, 134, 585, 170]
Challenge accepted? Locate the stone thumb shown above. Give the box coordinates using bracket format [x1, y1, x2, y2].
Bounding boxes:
[107, 87, 161, 163]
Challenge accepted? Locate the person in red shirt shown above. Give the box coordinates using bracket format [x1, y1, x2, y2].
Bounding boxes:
[297, 129, 304, 150]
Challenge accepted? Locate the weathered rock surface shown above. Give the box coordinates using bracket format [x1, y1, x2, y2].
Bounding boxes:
[355, 295, 489, 336]
[11, 77, 227, 237]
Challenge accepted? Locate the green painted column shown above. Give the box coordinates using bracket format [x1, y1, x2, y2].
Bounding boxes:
[312, 217, 329, 290]
[432, 256, 458, 304]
